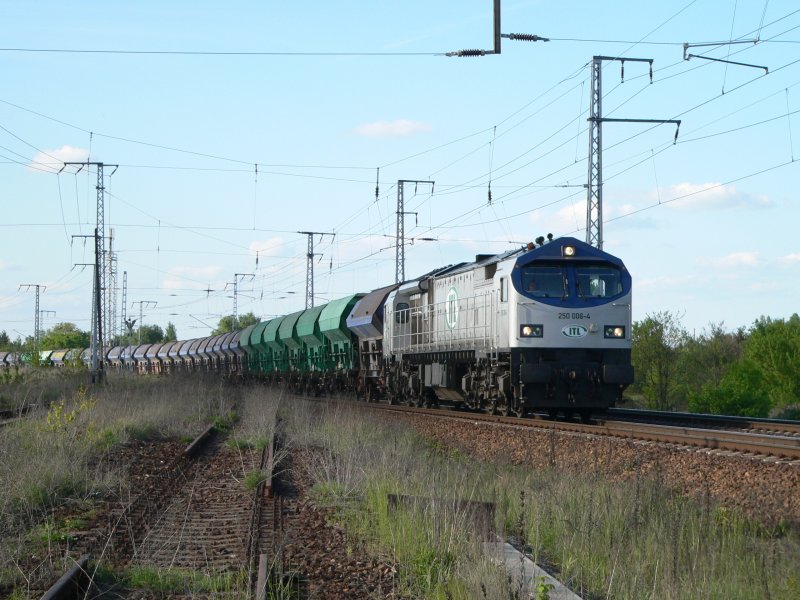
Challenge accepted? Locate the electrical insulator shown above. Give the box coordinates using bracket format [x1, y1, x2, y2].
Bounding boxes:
[447, 49, 486, 57]
[507, 33, 550, 42]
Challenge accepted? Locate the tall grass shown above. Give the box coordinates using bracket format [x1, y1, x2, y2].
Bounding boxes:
[284, 399, 800, 599]
[0, 371, 238, 595]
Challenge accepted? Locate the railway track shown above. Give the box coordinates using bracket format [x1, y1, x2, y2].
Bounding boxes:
[606, 407, 800, 437]
[38, 418, 287, 599]
[356, 401, 800, 461]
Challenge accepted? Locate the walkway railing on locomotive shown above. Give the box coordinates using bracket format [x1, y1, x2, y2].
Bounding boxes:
[389, 295, 498, 353]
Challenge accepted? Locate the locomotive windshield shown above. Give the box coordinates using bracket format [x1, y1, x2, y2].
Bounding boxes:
[520, 266, 566, 298]
[575, 265, 623, 299]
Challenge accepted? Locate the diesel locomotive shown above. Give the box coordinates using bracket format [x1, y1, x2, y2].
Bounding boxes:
[380, 236, 633, 418]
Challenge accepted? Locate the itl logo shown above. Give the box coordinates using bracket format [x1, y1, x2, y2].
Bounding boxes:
[562, 324, 588, 338]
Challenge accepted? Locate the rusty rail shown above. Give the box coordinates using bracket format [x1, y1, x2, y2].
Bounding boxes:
[40, 554, 91, 600]
[249, 416, 281, 599]
[184, 422, 216, 456]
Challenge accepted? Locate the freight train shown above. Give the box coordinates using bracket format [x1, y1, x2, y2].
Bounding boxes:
[1, 236, 633, 418]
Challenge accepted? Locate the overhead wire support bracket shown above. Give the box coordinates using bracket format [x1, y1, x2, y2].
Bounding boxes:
[682, 40, 767, 73]
[592, 118, 682, 144]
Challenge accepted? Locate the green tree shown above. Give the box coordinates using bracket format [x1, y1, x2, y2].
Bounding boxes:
[677, 322, 745, 401]
[742, 314, 800, 410]
[631, 311, 688, 411]
[689, 360, 771, 417]
[212, 312, 260, 335]
[0, 330, 11, 351]
[164, 322, 178, 342]
[136, 324, 165, 344]
[39, 322, 90, 349]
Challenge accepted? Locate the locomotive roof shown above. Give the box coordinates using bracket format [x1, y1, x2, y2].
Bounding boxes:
[418, 237, 625, 279]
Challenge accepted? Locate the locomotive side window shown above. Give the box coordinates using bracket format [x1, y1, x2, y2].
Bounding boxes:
[500, 277, 507, 302]
[575, 265, 623, 299]
[395, 302, 410, 324]
[520, 266, 566, 298]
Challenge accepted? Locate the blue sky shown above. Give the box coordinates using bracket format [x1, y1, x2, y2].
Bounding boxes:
[1, 0, 799, 341]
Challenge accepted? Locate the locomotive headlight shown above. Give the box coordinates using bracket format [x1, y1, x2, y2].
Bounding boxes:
[563, 245, 576, 257]
[604, 326, 626, 338]
[520, 324, 544, 338]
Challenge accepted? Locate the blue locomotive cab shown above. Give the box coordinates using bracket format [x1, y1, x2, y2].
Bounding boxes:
[509, 238, 633, 414]
[512, 238, 631, 308]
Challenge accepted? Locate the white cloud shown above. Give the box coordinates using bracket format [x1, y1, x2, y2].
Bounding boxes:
[780, 253, 800, 264]
[0, 295, 26, 311]
[162, 265, 222, 290]
[697, 252, 761, 268]
[661, 182, 771, 210]
[637, 274, 696, 292]
[29, 145, 90, 172]
[527, 203, 584, 234]
[249, 237, 285, 257]
[354, 119, 432, 138]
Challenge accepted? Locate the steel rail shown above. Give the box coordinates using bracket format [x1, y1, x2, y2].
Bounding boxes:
[607, 408, 800, 435]
[365, 403, 800, 460]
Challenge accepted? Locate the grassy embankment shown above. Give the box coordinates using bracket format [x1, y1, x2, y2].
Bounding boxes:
[0, 369, 271, 598]
[289, 399, 800, 600]
[1, 371, 798, 599]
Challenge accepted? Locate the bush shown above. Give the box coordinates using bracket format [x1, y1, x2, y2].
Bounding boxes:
[689, 360, 772, 417]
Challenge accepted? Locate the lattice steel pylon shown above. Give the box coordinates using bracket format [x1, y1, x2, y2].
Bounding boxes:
[298, 231, 334, 309]
[586, 57, 604, 250]
[120, 270, 128, 338]
[108, 228, 117, 344]
[61, 161, 118, 376]
[19, 284, 45, 349]
[585, 56, 680, 250]
[395, 180, 434, 283]
[228, 273, 254, 329]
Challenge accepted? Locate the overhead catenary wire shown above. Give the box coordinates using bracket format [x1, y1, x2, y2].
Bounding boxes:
[3, 6, 800, 330]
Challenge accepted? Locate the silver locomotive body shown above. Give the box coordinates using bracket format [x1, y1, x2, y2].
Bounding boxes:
[383, 237, 633, 417]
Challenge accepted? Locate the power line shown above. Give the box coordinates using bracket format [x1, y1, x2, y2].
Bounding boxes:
[0, 47, 445, 57]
